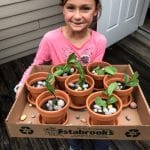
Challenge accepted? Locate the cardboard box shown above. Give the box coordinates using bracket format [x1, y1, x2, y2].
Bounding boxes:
[6, 65, 150, 140]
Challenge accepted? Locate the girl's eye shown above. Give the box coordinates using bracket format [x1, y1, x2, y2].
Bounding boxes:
[83, 7, 91, 10]
[66, 6, 74, 10]
[81, 7, 92, 12]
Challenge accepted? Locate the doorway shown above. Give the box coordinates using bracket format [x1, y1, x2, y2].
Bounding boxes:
[140, 6, 150, 33]
[97, 0, 149, 47]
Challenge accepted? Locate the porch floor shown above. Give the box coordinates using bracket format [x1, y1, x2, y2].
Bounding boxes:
[0, 36, 150, 149]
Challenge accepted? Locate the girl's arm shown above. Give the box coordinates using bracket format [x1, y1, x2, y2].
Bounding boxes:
[14, 36, 51, 92]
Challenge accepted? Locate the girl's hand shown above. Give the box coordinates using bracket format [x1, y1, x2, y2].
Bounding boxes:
[14, 83, 23, 99]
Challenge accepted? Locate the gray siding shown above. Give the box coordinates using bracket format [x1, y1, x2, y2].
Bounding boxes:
[0, 0, 64, 64]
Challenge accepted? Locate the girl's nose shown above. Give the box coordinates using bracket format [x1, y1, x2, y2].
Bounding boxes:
[74, 10, 82, 19]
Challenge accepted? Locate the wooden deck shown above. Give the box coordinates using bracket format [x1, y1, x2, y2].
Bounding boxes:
[0, 43, 150, 150]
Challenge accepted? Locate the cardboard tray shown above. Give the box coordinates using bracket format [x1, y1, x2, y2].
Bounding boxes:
[5, 65, 150, 140]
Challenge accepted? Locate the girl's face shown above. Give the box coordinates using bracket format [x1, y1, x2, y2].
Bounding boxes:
[63, 0, 98, 32]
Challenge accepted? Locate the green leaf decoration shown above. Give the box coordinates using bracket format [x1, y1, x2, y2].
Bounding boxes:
[93, 66, 100, 71]
[107, 82, 118, 96]
[126, 80, 139, 87]
[95, 97, 107, 107]
[96, 69, 105, 75]
[63, 64, 71, 73]
[94, 95, 117, 108]
[54, 53, 86, 89]
[124, 74, 130, 84]
[94, 66, 104, 75]
[52, 99, 57, 106]
[46, 73, 55, 95]
[92, 65, 117, 76]
[124, 71, 139, 87]
[107, 96, 117, 105]
[74, 62, 85, 87]
[104, 66, 117, 75]
[54, 53, 78, 77]
[54, 68, 64, 76]
[67, 53, 77, 64]
[132, 71, 139, 80]
[56, 65, 63, 70]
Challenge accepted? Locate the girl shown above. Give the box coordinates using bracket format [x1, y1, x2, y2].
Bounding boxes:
[15, 0, 111, 149]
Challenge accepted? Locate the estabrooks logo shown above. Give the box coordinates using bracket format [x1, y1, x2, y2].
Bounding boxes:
[44, 127, 114, 138]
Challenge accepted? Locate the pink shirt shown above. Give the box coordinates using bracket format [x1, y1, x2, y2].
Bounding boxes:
[20, 27, 107, 84]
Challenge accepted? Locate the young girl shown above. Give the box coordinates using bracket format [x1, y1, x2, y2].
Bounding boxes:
[15, 0, 111, 149]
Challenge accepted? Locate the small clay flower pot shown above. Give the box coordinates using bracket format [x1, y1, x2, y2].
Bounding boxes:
[26, 72, 55, 105]
[86, 61, 111, 90]
[86, 91, 122, 125]
[103, 73, 133, 108]
[51, 63, 77, 90]
[65, 74, 94, 109]
[36, 90, 70, 124]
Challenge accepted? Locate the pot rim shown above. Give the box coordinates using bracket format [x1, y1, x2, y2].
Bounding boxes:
[86, 61, 111, 78]
[50, 63, 77, 80]
[86, 91, 122, 118]
[103, 73, 134, 92]
[26, 72, 51, 90]
[36, 90, 70, 115]
[64, 74, 94, 95]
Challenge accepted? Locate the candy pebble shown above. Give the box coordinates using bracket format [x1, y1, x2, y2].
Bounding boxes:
[20, 114, 27, 121]
[130, 102, 137, 109]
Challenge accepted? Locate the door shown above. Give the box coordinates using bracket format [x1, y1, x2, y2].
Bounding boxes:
[97, 0, 149, 47]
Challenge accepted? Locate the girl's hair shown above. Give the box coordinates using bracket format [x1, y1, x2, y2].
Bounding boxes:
[60, 0, 102, 18]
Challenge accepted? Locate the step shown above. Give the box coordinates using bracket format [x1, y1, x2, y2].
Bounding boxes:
[117, 31, 150, 68]
[132, 30, 150, 47]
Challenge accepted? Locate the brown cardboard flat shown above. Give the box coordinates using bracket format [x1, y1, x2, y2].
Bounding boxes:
[5, 65, 150, 140]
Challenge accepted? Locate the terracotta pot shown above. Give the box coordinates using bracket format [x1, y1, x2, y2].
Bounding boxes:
[26, 72, 55, 105]
[86, 91, 122, 125]
[65, 74, 94, 109]
[103, 73, 133, 108]
[86, 61, 111, 90]
[36, 90, 70, 124]
[51, 63, 77, 90]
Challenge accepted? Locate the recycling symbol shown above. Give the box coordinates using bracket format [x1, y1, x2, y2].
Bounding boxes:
[125, 129, 140, 137]
[19, 126, 34, 134]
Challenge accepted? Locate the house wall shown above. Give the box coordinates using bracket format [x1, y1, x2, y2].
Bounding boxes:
[0, 0, 64, 64]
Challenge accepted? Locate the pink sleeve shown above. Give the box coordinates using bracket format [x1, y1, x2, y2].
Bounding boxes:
[19, 36, 51, 84]
[94, 35, 107, 62]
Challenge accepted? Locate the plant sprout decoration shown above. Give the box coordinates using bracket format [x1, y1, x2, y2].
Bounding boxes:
[92, 65, 117, 76]
[114, 71, 139, 90]
[67, 53, 85, 87]
[45, 53, 85, 95]
[95, 82, 118, 108]
[124, 71, 139, 87]
[45, 73, 58, 108]
[45, 73, 55, 95]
